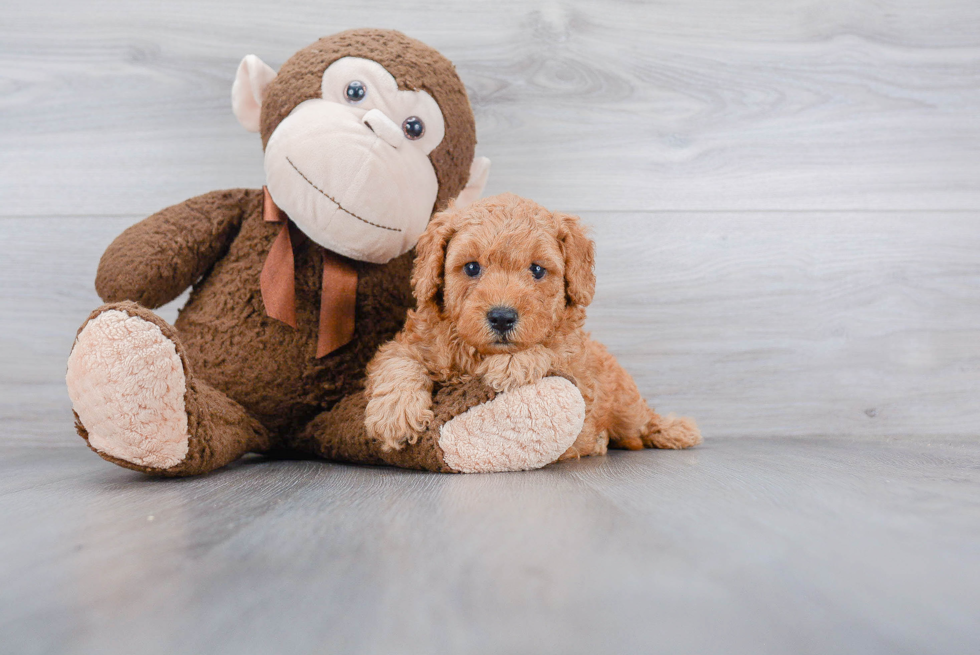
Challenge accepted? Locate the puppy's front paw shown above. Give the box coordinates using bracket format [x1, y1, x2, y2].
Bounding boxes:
[365, 389, 435, 451]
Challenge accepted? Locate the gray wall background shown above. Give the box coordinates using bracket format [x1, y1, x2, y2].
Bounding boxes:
[2, 0, 978, 440]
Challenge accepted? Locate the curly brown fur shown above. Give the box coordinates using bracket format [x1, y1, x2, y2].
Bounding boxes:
[365, 193, 702, 456]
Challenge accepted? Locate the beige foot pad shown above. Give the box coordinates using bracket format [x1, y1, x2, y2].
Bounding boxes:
[66, 310, 189, 469]
[438, 376, 585, 473]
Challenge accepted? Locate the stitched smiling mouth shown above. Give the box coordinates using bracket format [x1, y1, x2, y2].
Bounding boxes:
[285, 157, 402, 233]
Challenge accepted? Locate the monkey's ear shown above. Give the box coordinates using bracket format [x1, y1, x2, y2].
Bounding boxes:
[232, 55, 278, 132]
[411, 206, 458, 311]
[454, 157, 491, 209]
[556, 212, 596, 308]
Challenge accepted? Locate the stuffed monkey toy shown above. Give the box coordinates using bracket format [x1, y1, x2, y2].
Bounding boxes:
[66, 29, 586, 476]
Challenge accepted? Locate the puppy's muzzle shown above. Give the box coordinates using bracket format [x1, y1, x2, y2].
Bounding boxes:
[486, 306, 518, 336]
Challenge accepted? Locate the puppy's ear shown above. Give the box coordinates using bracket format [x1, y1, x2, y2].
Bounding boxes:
[555, 212, 596, 308]
[412, 204, 458, 311]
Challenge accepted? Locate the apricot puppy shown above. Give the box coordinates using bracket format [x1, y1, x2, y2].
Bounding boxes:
[364, 193, 701, 459]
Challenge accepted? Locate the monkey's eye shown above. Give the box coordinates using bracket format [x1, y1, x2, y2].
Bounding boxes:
[463, 262, 481, 277]
[529, 263, 546, 280]
[402, 116, 425, 140]
[344, 80, 367, 104]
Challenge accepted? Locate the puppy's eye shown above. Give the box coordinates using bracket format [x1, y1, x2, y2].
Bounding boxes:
[529, 263, 546, 280]
[402, 116, 425, 140]
[463, 262, 481, 277]
[345, 80, 367, 104]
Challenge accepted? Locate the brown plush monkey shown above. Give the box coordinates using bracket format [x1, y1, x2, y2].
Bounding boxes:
[66, 29, 585, 476]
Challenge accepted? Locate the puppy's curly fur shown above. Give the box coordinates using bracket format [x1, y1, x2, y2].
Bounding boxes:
[365, 193, 701, 459]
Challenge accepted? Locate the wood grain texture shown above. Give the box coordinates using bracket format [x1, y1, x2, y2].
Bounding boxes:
[2, 212, 977, 443]
[2, 0, 980, 215]
[0, 437, 978, 655]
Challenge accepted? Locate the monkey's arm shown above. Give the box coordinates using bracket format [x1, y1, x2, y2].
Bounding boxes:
[95, 188, 258, 308]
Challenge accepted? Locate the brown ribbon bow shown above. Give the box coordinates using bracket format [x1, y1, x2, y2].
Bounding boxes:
[260, 186, 358, 358]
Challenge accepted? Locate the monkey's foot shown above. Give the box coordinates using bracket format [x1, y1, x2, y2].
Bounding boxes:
[67, 307, 190, 470]
[438, 377, 585, 473]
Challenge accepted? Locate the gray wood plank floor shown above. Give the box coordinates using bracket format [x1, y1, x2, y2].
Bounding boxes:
[1, 436, 978, 655]
[2, 0, 979, 653]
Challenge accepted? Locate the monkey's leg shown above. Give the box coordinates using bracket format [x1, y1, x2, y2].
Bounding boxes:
[292, 376, 585, 473]
[67, 302, 271, 476]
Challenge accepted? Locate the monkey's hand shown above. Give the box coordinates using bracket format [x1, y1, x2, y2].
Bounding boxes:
[477, 346, 553, 394]
[364, 341, 435, 451]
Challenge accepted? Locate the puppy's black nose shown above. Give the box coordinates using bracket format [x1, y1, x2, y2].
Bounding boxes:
[486, 307, 518, 335]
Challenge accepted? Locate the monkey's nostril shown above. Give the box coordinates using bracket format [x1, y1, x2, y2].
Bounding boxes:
[486, 307, 519, 335]
[362, 108, 402, 149]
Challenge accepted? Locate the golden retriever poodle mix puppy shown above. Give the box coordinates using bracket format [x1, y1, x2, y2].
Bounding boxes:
[364, 193, 701, 461]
